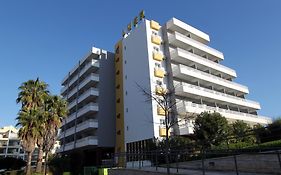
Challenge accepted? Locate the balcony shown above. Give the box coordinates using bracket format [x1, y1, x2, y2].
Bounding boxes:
[62, 47, 102, 85]
[153, 52, 164, 61]
[172, 64, 249, 94]
[61, 119, 98, 138]
[154, 68, 165, 78]
[76, 136, 98, 148]
[176, 100, 271, 125]
[159, 128, 167, 137]
[179, 126, 193, 135]
[66, 103, 99, 123]
[175, 82, 260, 110]
[168, 32, 224, 61]
[166, 18, 210, 44]
[76, 119, 98, 133]
[151, 35, 161, 45]
[150, 20, 161, 30]
[61, 60, 99, 95]
[65, 73, 99, 100]
[157, 106, 165, 116]
[68, 88, 99, 110]
[155, 86, 166, 95]
[63, 142, 74, 152]
[170, 47, 236, 78]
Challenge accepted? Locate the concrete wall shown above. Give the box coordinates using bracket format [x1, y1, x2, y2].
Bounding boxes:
[97, 50, 116, 147]
[108, 169, 177, 175]
[122, 20, 154, 143]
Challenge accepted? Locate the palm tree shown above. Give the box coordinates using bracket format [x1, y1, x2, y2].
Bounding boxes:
[42, 95, 68, 174]
[16, 78, 48, 175]
[16, 108, 40, 175]
[16, 78, 48, 109]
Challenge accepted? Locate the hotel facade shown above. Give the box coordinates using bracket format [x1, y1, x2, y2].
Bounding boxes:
[59, 16, 271, 164]
[58, 48, 116, 164]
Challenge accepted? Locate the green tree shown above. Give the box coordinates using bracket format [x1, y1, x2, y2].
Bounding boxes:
[42, 95, 68, 174]
[16, 107, 40, 175]
[194, 112, 229, 148]
[16, 78, 48, 175]
[231, 120, 255, 143]
[267, 118, 281, 141]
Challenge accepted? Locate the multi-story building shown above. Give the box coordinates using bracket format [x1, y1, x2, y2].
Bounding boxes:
[115, 17, 272, 154]
[0, 125, 39, 165]
[59, 47, 116, 165]
[59, 15, 272, 165]
[0, 126, 24, 159]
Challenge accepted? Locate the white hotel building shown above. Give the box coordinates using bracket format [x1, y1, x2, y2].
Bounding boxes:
[59, 16, 271, 163]
[115, 17, 271, 154]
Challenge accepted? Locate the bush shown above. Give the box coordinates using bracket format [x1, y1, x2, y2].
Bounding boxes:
[48, 156, 71, 175]
[0, 157, 25, 171]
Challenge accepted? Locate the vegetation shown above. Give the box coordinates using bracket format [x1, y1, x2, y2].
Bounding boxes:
[0, 157, 26, 171]
[193, 112, 229, 148]
[138, 83, 193, 174]
[16, 78, 68, 175]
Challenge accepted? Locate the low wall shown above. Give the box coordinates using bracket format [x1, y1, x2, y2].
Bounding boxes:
[108, 168, 177, 175]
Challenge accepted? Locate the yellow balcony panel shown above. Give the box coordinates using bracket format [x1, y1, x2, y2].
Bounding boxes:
[153, 52, 164, 61]
[151, 36, 161, 45]
[155, 86, 166, 95]
[150, 20, 161, 30]
[157, 107, 165, 116]
[159, 127, 170, 137]
[154, 69, 165, 78]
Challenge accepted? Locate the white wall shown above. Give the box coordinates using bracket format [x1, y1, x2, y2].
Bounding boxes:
[122, 20, 155, 143]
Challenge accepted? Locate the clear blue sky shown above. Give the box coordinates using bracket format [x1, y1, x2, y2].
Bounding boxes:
[0, 0, 280, 127]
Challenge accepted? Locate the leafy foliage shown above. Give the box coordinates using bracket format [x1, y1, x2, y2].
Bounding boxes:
[0, 157, 26, 170]
[16, 78, 68, 175]
[231, 120, 255, 143]
[194, 112, 229, 148]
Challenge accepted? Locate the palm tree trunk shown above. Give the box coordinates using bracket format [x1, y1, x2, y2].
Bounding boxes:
[36, 146, 43, 173]
[26, 151, 32, 175]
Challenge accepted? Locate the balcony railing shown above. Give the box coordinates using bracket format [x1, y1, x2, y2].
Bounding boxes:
[170, 47, 236, 78]
[76, 136, 98, 148]
[65, 73, 99, 100]
[172, 64, 249, 94]
[175, 81, 260, 109]
[68, 88, 99, 110]
[177, 100, 271, 125]
[61, 60, 99, 94]
[168, 32, 224, 60]
[66, 102, 99, 123]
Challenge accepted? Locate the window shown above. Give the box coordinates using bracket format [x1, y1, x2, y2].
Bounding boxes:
[115, 46, 120, 54]
[116, 70, 120, 75]
[125, 91, 128, 95]
[124, 60, 127, 64]
[117, 130, 121, 135]
[117, 113, 121, 119]
[156, 80, 162, 86]
[153, 46, 159, 52]
[160, 119, 165, 127]
[125, 75, 127, 79]
[126, 108, 128, 112]
[155, 63, 161, 68]
[116, 84, 120, 89]
[117, 98, 120, 103]
[116, 57, 120, 62]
